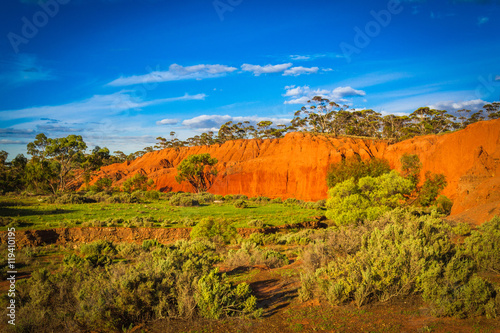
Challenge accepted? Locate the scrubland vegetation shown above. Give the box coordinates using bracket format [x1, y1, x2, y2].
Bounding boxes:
[1, 109, 500, 332]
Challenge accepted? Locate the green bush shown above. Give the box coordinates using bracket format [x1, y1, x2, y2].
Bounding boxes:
[190, 217, 236, 244]
[195, 268, 260, 319]
[225, 241, 289, 269]
[298, 210, 498, 318]
[436, 195, 453, 215]
[122, 173, 154, 192]
[400, 153, 422, 186]
[196, 192, 215, 204]
[54, 193, 95, 204]
[234, 199, 248, 209]
[271, 197, 282, 204]
[464, 216, 500, 273]
[214, 194, 224, 201]
[88, 177, 113, 192]
[15, 240, 258, 331]
[283, 198, 303, 206]
[417, 172, 447, 207]
[326, 156, 391, 188]
[325, 171, 414, 226]
[169, 193, 200, 207]
[248, 219, 264, 228]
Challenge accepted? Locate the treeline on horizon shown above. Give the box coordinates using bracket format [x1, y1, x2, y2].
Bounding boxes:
[0, 98, 499, 194]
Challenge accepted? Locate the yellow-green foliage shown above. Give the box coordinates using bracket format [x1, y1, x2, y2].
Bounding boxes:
[325, 171, 414, 225]
[196, 268, 260, 319]
[190, 217, 237, 243]
[299, 210, 498, 318]
[464, 216, 500, 273]
[225, 241, 289, 269]
[326, 156, 391, 188]
[14, 239, 258, 332]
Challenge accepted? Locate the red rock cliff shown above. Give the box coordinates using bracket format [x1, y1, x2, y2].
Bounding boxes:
[90, 119, 500, 224]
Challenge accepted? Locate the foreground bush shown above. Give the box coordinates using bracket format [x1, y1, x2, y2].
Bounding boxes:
[225, 241, 289, 269]
[298, 210, 499, 318]
[190, 217, 236, 244]
[13, 240, 259, 332]
[325, 171, 414, 226]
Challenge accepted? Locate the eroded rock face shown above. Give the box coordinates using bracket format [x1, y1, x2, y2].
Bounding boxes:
[86, 119, 500, 224]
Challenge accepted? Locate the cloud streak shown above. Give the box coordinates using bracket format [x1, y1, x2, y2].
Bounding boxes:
[0, 91, 206, 121]
[107, 64, 237, 86]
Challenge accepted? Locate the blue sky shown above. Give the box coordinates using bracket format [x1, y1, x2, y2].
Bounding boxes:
[1, 0, 499, 158]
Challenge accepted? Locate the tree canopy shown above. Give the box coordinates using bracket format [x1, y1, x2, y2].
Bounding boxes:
[175, 154, 219, 193]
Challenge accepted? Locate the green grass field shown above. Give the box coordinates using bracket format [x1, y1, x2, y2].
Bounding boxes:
[0, 195, 321, 230]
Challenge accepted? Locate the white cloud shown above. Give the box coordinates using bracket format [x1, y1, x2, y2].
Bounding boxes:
[283, 85, 366, 104]
[0, 91, 206, 122]
[289, 55, 311, 61]
[107, 63, 237, 86]
[156, 118, 179, 125]
[182, 115, 291, 129]
[477, 16, 489, 26]
[0, 139, 24, 144]
[283, 66, 319, 76]
[241, 63, 292, 76]
[428, 99, 487, 112]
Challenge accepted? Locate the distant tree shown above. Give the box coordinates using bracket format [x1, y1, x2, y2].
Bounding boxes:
[175, 154, 218, 192]
[26, 133, 87, 192]
[483, 102, 500, 119]
[111, 151, 127, 163]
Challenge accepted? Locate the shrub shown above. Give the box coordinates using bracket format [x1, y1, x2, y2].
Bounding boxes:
[234, 199, 248, 209]
[106, 192, 140, 204]
[283, 198, 303, 206]
[190, 217, 236, 244]
[142, 239, 161, 251]
[214, 194, 224, 201]
[254, 196, 270, 204]
[80, 240, 117, 257]
[271, 197, 282, 204]
[54, 193, 95, 204]
[182, 217, 197, 227]
[169, 193, 200, 207]
[400, 153, 422, 186]
[196, 192, 215, 204]
[417, 172, 447, 207]
[298, 210, 498, 318]
[225, 241, 289, 268]
[464, 216, 500, 273]
[15, 240, 257, 331]
[144, 190, 161, 200]
[195, 269, 260, 319]
[248, 219, 264, 228]
[122, 173, 154, 192]
[436, 195, 453, 215]
[325, 171, 414, 226]
[326, 156, 391, 188]
[89, 177, 113, 192]
[452, 222, 472, 237]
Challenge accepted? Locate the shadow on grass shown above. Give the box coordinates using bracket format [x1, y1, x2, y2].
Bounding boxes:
[0, 206, 76, 218]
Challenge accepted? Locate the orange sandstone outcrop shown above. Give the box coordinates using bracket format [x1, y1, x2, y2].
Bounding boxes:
[88, 119, 500, 224]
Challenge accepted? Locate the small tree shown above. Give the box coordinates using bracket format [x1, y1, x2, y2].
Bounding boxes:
[175, 154, 218, 193]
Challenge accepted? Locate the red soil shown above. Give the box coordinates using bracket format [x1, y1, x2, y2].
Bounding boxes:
[87, 119, 500, 225]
